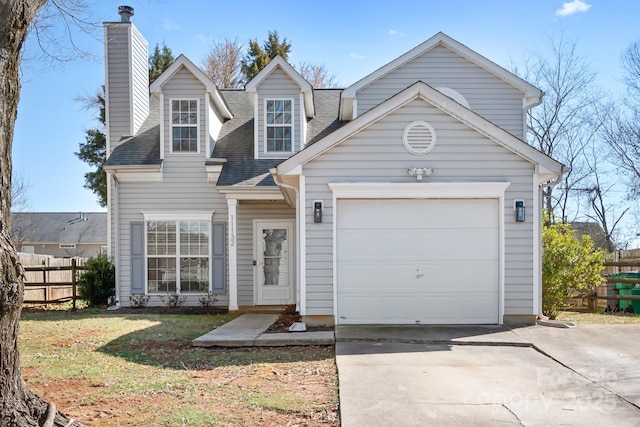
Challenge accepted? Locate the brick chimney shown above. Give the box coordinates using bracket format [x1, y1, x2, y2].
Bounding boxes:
[104, 6, 149, 154]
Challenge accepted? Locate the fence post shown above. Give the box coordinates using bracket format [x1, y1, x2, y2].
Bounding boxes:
[72, 258, 77, 310]
[42, 260, 47, 303]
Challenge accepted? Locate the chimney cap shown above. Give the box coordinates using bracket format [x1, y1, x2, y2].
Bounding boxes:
[118, 5, 134, 22]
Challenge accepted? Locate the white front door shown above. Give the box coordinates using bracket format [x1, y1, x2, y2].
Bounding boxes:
[254, 220, 294, 305]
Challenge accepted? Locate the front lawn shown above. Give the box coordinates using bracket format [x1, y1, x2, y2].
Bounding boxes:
[19, 309, 338, 426]
[556, 311, 640, 324]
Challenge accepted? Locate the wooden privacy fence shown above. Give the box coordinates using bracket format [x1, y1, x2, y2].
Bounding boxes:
[20, 254, 87, 308]
[584, 250, 640, 311]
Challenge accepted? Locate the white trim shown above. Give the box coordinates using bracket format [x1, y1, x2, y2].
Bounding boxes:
[114, 170, 162, 182]
[298, 175, 306, 315]
[205, 90, 210, 156]
[169, 98, 201, 154]
[228, 199, 238, 311]
[103, 25, 111, 156]
[533, 174, 541, 317]
[219, 191, 285, 201]
[300, 92, 306, 147]
[329, 181, 510, 325]
[253, 95, 259, 159]
[159, 93, 165, 160]
[264, 98, 295, 155]
[142, 211, 214, 221]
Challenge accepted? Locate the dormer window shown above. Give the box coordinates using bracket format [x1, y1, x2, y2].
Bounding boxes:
[171, 99, 199, 152]
[265, 99, 293, 153]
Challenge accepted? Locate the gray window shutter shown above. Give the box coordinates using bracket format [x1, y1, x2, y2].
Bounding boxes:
[211, 221, 226, 293]
[130, 221, 145, 294]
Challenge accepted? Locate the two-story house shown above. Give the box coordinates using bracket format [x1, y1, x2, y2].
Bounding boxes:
[103, 7, 565, 325]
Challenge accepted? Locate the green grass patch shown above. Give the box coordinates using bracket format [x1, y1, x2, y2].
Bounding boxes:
[159, 407, 220, 425]
[244, 391, 311, 413]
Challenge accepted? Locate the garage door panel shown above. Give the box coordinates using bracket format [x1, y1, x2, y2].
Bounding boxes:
[339, 229, 498, 261]
[338, 199, 498, 229]
[337, 198, 500, 325]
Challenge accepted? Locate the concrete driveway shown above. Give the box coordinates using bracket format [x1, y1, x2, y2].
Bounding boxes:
[336, 324, 640, 426]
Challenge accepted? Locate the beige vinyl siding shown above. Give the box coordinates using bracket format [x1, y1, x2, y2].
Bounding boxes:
[256, 68, 302, 157]
[236, 201, 296, 306]
[130, 26, 149, 135]
[303, 98, 536, 316]
[356, 45, 526, 139]
[105, 24, 132, 154]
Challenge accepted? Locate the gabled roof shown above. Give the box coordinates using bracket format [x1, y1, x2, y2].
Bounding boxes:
[11, 212, 108, 244]
[150, 54, 233, 119]
[245, 56, 315, 118]
[339, 32, 543, 120]
[278, 81, 565, 183]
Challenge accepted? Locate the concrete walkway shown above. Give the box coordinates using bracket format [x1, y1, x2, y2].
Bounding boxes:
[192, 314, 335, 347]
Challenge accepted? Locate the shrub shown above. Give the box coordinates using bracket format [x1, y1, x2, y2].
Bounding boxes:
[161, 292, 186, 308]
[129, 294, 150, 308]
[542, 220, 605, 319]
[78, 253, 115, 306]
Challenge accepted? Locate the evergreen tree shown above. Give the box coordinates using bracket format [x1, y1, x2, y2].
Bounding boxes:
[149, 42, 174, 83]
[241, 30, 291, 82]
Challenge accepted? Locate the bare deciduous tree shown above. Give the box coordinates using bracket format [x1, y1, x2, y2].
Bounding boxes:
[1, 0, 88, 424]
[514, 34, 601, 218]
[202, 37, 243, 88]
[297, 62, 339, 88]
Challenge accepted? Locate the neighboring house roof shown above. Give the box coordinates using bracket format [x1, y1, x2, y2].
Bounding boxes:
[11, 212, 108, 244]
[278, 81, 565, 182]
[339, 32, 543, 120]
[571, 221, 616, 252]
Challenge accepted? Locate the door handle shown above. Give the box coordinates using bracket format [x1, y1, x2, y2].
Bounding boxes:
[253, 260, 260, 266]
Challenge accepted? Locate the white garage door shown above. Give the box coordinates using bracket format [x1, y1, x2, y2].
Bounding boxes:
[336, 199, 500, 324]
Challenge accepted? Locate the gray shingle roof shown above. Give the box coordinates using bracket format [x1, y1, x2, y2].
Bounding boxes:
[11, 212, 108, 244]
[104, 87, 345, 187]
[105, 96, 161, 167]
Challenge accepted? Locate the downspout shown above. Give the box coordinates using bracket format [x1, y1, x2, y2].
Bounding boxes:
[107, 173, 121, 310]
[270, 169, 304, 315]
[536, 167, 569, 320]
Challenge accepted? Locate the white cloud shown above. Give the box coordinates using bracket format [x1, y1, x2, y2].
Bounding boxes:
[163, 18, 180, 30]
[389, 29, 405, 37]
[195, 34, 212, 44]
[349, 52, 366, 60]
[556, 0, 592, 16]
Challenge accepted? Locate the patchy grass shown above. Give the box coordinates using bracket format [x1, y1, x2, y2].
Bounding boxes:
[556, 311, 640, 324]
[19, 310, 338, 426]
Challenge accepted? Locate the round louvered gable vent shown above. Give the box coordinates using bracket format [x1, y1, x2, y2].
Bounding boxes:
[402, 121, 437, 155]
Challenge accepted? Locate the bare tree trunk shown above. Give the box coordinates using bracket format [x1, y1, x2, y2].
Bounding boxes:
[0, 1, 85, 425]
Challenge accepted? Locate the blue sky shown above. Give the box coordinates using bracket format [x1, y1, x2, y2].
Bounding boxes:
[13, 0, 639, 213]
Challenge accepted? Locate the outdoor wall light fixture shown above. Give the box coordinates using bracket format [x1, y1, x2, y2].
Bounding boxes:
[313, 200, 323, 223]
[515, 199, 525, 222]
[407, 167, 434, 181]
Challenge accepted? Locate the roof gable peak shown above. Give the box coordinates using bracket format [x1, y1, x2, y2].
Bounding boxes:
[149, 54, 232, 119]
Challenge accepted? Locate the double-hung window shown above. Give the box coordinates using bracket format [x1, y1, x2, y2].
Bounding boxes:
[147, 220, 209, 293]
[265, 99, 293, 153]
[171, 99, 199, 152]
